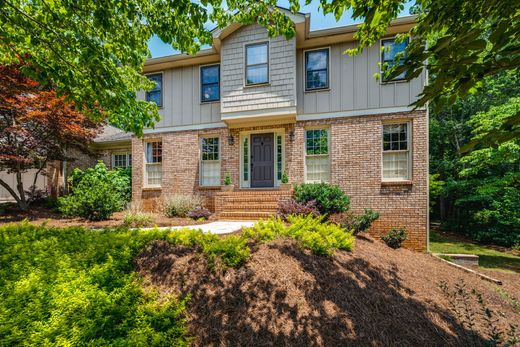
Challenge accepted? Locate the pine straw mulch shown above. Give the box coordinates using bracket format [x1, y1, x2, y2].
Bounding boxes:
[0, 205, 210, 228]
[135, 235, 520, 347]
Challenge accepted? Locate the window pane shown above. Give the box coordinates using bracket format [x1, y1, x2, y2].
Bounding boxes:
[306, 156, 330, 182]
[146, 74, 162, 106]
[146, 164, 162, 186]
[201, 137, 219, 161]
[243, 137, 249, 182]
[201, 65, 219, 84]
[382, 38, 408, 81]
[201, 83, 219, 102]
[306, 70, 328, 89]
[306, 50, 328, 71]
[146, 142, 162, 163]
[201, 161, 220, 186]
[383, 124, 408, 152]
[383, 152, 409, 180]
[246, 65, 268, 84]
[305, 129, 328, 155]
[276, 135, 282, 180]
[246, 43, 268, 65]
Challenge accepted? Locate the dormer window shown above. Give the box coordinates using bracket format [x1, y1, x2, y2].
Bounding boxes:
[146, 73, 163, 107]
[305, 48, 329, 91]
[200, 64, 220, 102]
[245, 42, 269, 85]
[381, 38, 409, 82]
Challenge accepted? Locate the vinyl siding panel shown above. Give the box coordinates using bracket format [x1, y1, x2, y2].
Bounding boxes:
[140, 66, 221, 130]
[297, 41, 425, 115]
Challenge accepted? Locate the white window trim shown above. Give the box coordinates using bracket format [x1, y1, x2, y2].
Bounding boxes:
[379, 36, 410, 84]
[304, 127, 331, 183]
[143, 140, 162, 188]
[145, 72, 164, 108]
[381, 120, 412, 182]
[199, 63, 220, 104]
[303, 47, 331, 92]
[244, 40, 270, 87]
[199, 135, 221, 187]
[111, 152, 132, 169]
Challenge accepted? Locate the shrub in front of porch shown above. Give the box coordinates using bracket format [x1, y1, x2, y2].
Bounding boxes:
[293, 183, 350, 216]
[277, 198, 319, 221]
[163, 194, 203, 218]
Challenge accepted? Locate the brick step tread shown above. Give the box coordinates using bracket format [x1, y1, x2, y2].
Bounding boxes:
[216, 191, 292, 196]
[221, 204, 279, 210]
[221, 198, 284, 204]
[218, 211, 277, 219]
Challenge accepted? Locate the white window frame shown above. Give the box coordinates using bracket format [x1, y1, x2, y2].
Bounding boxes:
[200, 63, 220, 103]
[304, 127, 331, 183]
[380, 36, 409, 84]
[244, 41, 270, 86]
[112, 152, 132, 169]
[303, 47, 331, 92]
[381, 121, 412, 181]
[144, 140, 162, 188]
[145, 72, 164, 108]
[199, 135, 221, 187]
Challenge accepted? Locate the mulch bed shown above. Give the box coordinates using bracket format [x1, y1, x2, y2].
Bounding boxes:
[0, 205, 210, 228]
[135, 235, 520, 347]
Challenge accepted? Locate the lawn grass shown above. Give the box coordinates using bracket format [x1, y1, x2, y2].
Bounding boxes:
[430, 231, 520, 273]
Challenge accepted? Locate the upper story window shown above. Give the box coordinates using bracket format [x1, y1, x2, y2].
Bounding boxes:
[146, 73, 163, 107]
[145, 141, 162, 187]
[305, 48, 329, 91]
[381, 38, 409, 82]
[245, 42, 269, 85]
[382, 123, 411, 180]
[200, 64, 220, 102]
[112, 153, 132, 169]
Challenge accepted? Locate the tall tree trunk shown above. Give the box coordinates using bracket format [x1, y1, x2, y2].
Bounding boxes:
[0, 178, 27, 210]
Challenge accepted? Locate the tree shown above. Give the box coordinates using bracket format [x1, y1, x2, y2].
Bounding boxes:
[0, 64, 100, 210]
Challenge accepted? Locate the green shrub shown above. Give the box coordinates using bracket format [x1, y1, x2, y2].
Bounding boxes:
[381, 227, 408, 249]
[203, 235, 251, 268]
[342, 209, 380, 235]
[281, 171, 289, 184]
[294, 183, 350, 215]
[165, 228, 218, 248]
[242, 217, 287, 242]
[0, 222, 189, 346]
[285, 214, 355, 256]
[59, 162, 131, 220]
[224, 172, 232, 186]
[163, 194, 203, 218]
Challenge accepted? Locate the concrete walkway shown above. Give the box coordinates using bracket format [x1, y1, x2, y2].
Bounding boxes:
[144, 221, 256, 235]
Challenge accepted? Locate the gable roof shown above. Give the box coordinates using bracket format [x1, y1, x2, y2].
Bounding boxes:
[143, 10, 417, 73]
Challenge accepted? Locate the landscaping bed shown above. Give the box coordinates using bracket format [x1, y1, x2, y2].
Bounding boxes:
[0, 204, 211, 228]
[136, 234, 519, 346]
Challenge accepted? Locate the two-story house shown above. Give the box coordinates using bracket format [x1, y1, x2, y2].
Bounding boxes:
[92, 10, 428, 250]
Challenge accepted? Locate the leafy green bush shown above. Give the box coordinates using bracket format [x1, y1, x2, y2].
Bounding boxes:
[163, 194, 203, 218]
[294, 183, 350, 215]
[381, 227, 408, 249]
[342, 209, 380, 235]
[203, 235, 251, 268]
[0, 222, 189, 346]
[243, 215, 355, 256]
[58, 162, 131, 220]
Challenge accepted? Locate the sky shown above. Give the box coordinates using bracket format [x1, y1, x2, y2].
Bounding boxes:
[148, 1, 414, 58]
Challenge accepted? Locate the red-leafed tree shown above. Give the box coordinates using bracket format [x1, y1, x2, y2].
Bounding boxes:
[0, 65, 100, 210]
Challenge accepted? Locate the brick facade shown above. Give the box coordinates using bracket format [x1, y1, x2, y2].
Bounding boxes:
[131, 110, 428, 251]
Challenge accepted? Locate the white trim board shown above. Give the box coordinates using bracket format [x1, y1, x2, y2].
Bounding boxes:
[143, 122, 227, 134]
[297, 106, 422, 121]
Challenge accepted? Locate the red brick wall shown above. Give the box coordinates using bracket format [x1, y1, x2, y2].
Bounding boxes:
[131, 110, 428, 251]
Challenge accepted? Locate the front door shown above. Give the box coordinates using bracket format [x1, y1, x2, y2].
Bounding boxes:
[251, 133, 274, 188]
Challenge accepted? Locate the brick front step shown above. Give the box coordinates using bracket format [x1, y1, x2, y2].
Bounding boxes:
[215, 189, 292, 220]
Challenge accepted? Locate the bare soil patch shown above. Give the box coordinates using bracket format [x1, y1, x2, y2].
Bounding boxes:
[136, 235, 519, 346]
[0, 204, 210, 228]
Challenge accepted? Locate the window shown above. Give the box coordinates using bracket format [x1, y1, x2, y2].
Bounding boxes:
[305, 48, 329, 91]
[382, 123, 410, 180]
[145, 141, 162, 186]
[200, 137, 220, 186]
[245, 42, 269, 85]
[112, 153, 132, 169]
[305, 129, 330, 182]
[200, 64, 220, 102]
[242, 137, 249, 182]
[381, 38, 409, 81]
[146, 73, 163, 107]
[276, 135, 283, 181]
